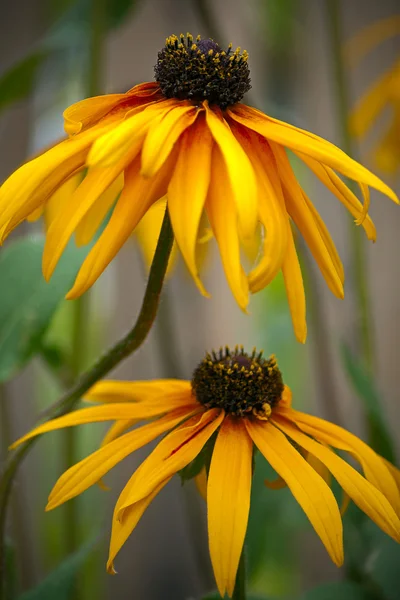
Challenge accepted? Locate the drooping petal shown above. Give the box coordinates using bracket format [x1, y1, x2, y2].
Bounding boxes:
[282, 221, 307, 344]
[66, 143, 178, 299]
[46, 407, 193, 510]
[271, 142, 344, 298]
[75, 173, 124, 246]
[63, 94, 132, 136]
[42, 159, 129, 281]
[167, 115, 212, 295]
[205, 105, 258, 238]
[87, 100, 176, 168]
[85, 379, 192, 403]
[141, 103, 200, 177]
[285, 409, 400, 515]
[296, 152, 376, 241]
[232, 125, 288, 291]
[349, 67, 394, 138]
[274, 415, 400, 543]
[246, 419, 344, 566]
[229, 104, 399, 204]
[195, 468, 207, 501]
[117, 409, 224, 515]
[107, 477, 171, 574]
[206, 145, 249, 311]
[101, 420, 138, 446]
[10, 401, 191, 449]
[208, 417, 252, 598]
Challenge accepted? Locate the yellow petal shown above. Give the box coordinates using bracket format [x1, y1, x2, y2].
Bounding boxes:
[206, 145, 249, 311]
[46, 407, 192, 510]
[229, 104, 399, 204]
[107, 477, 171, 574]
[287, 409, 400, 515]
[26, 206, 44, 222]
[64, 93, 130, 136]
[246, 418, 344, 566]
[271, 142, 344, 298]
[344, 17, 400, 68]
[233, 126, 288, 291]
[141, 103, 200, 178]
[208, 417, 252, 598]
[275, 414, 400, 543]
[100, 419, 138, 446]
[264, 475, 287, 490]
[296, 152, 377, 241]
[381, 457, 400, 493]
[282, 221, 307, 344]
[44, 173, 82, 231]
[167, 115, 212, 295]
[85, 379, 192, 403]
[349, 67, 394, 138]
[10, 401, 190, 450]
[42, 161, 128, 281]
[75, 173, 124, 246]
[195, 467, 207, 501]
[66, 142, 178, 299]
[205, 105, 258, 238]
[117, 409, 224, 515]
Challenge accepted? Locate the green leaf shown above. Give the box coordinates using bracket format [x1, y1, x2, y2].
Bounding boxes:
[340, 343, 395, 461]
[17, 541, 95, 600]
[299, 581, 374, 600]
[0, 235, 88, 382]
[0, 53, 46, 113]
[366, 535, 400, 600]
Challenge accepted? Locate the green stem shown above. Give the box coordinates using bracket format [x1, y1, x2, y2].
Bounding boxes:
[232, 548, 247, 600]
[326, 0, 374, 374]
[0, 209, 174, 600]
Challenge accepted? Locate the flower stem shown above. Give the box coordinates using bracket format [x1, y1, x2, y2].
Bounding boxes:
[232, 548, 247, 600]
[326, 0, 374, 373]
[0, 208, 174, 600]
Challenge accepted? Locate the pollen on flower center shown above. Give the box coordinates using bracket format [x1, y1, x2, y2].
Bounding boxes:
[191, 346, 283, 418]
[154, 33, 251, 108]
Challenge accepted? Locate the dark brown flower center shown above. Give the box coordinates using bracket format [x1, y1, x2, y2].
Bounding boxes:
[154, 33, 251, 109]
[191, 346, 283, 418]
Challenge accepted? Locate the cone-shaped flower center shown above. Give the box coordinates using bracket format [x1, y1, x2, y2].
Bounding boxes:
[154, 33, 251, 108]
[191, 346, 283, 418]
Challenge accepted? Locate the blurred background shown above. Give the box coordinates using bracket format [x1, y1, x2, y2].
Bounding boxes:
[0, 1, 399, 599]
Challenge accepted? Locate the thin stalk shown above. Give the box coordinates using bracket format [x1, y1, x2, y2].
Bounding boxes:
[232, 548, 247, 600]
[0, 209, 174, 600]
[326, 0, 374, 373]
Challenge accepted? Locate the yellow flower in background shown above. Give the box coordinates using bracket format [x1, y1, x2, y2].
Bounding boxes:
[0, 34, 398, 342]
[12, 347, 400, 598]
[349, 16, 400, 174]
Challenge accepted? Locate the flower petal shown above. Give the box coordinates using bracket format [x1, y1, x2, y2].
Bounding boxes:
[208, 417, 252, 598]
[66, 142, 178, 299]
[85, 379, 192, 403]
[274, 414, 400, 543]
[206, 145, 249, 311]
[46, 407, 193, 510]
[64, 94, 131, 136]
[296, 152, 376, 241]
[107, 477, 171, 574]
[232, 126, 288, 291]
[286, 409, 400, 515]
[141, 103, 200, 178]
[205, 105, 258, 238]
[271, 142, 344, 298]
[167, 115, 212, 296]
[117, 409, 224, 514]
[229, 104, 399, 204]
[101, 420, 138, 446]
[282, 222, 307, 343]
[246, 418, 343, 566]
[10, 401, 191, 450]
[195, 467, 207, 501]
[349, 67, 394, 138]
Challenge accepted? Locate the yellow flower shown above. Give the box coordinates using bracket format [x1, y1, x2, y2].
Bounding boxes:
[349, 16, 400, 174]
[0, 34, 397, 342]
[12, 347, 400, 598]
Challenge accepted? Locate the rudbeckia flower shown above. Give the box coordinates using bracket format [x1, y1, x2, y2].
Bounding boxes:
[12, 347, 400, 598]
[0, 34, 398, 342]
[349, 16, 400, 174]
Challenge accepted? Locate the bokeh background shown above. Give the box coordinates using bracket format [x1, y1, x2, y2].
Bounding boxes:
[0, 1, 399, 599]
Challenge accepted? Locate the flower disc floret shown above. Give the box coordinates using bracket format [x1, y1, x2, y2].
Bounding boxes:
[191, 346, 283, 417]
[154, 33, 251, 108]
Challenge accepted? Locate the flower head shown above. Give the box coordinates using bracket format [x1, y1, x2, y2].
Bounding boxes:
[349, 16, 400, 174]
[0, 34, 398, 342]
[12, 347, 400, 598]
